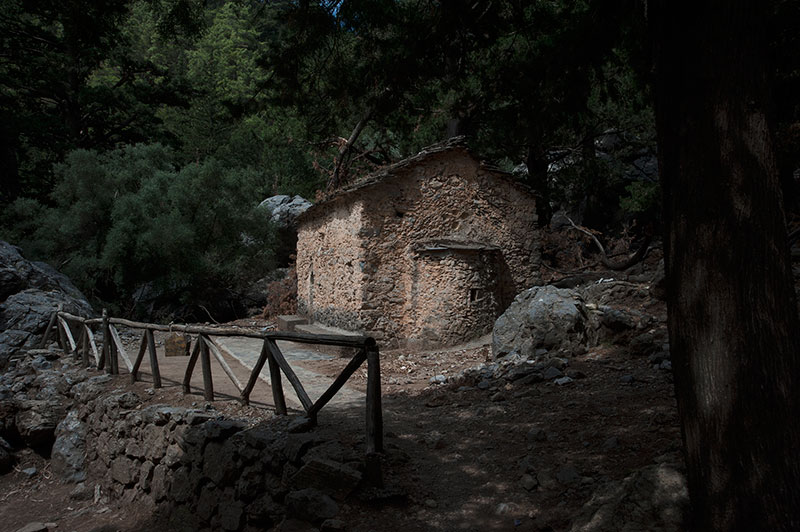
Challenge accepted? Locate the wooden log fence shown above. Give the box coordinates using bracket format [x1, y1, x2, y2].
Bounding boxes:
[47, 308, 384, 460]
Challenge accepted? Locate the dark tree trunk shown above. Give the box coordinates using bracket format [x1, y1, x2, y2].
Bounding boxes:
[526, 144, 552, 227]
[651, 1, 800, 530]
[0, 121, 20, 203]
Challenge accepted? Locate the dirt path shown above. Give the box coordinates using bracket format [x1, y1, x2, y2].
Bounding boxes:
[1, 324, 682, 532]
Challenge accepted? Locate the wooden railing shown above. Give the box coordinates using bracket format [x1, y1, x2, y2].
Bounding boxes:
[43, 307, 383, 455]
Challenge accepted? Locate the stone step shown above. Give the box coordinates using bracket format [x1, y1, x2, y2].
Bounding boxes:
[293, 323, 362, 358]
[276, 314, 309, 331]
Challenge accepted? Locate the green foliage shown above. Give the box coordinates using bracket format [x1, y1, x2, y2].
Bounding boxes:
[620, 181, 660, 217]
[1, 144, 277, 312]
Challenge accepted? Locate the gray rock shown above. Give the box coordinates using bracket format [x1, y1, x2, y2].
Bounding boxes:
[258, 195, 312, 228]
[556, 464, 581, 485]
[320, 519, 346, 532]
[21, 466, 37, 477]
[0, 290, 88, 366]
[290, 458, 362, 501]
[554, 376, 574, 386]
[138, 460, 155, 491]
[521, 473, 538, 491]
[0, 445, 13, 473]
[150, 464, 170, 501]
[543, 366, 563, 380]
[570, 463, 688, 532]
[51, 410, 87, 482]
[285, 488, 339, 521]
[477, 379, 491, 390]
[168, 466, 194, 503]
[288, 416, 316, 434]
[0, 241, 93, 367]
[276, 518, 319, 532]
[13, 523, 48, 532]
[602, 437, 619, 450]
[504, 365, 539, 382]
[620, 375, 635, 384]
[218, 500, 245, 531]
[69, 482, 93, 501]
[599, 307, 638, 332]
[492, 285, 589, 359]
[526, 427, 547, 443]
[110, 456, 136, 485]
[258, 195, 313, 265]
[0, 241, 88, 302]
[15, 399, 66, 448]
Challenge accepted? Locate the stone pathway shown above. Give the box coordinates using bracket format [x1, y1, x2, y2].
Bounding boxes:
[213, 336, 365, 411]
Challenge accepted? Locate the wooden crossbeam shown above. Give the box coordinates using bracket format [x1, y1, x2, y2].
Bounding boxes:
[266, 339, 313, 412]
[182, 339, 201, 394]
[108, 325, 133, 372]
[203, 336, 244, 396]
[58, 316, 77, 353]
[308, 349, 367, 417]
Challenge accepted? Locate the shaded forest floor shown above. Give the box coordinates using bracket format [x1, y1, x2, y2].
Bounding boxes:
[0, 302, 682, 532]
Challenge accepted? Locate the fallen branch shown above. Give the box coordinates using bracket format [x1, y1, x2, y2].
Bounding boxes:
[565, 217, 652, 271]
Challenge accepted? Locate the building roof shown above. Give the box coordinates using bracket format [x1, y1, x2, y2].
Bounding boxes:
[299, 137, 533, 223]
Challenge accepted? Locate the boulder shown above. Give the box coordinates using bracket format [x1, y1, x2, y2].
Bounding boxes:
[15, 399, 66, 450]
[258, 195, 312, 266]
[51, 410, 87, 482]
[492, 285, 589, 359]
[0, 241, 93, 368]
[0, 444, 13, 474]
[258, 195, 312, 229]
[285, 488, 339, 522]
[570, 463, 688, 532]
[0, 241, 88, 302]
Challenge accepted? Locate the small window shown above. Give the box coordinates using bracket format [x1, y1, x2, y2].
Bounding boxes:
[469, 288, 480, 303]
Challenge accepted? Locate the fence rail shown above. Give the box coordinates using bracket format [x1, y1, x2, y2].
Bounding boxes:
[44, 307, 383, 458]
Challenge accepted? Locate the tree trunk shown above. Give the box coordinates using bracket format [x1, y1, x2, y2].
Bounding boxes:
[651, 1, 800, 530]
[526, 143, 552, 227]
[0, 120, 20, 203]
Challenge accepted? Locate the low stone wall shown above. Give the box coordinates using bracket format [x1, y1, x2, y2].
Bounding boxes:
[74, 393, 363, 531]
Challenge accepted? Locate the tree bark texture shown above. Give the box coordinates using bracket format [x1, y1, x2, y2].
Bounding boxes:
[651, 1, 800, 530]
[526, 143, 552, 227]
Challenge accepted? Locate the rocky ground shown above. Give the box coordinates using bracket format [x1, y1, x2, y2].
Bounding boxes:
[0, 268, 688, 532]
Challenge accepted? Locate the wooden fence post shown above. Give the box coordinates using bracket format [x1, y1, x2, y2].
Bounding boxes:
[366, 341, 383, 454]
[146, 329, 162, 388]
[80, 326, 90, 367]
[182, 338, 201, 394]
[40, 309, 58, 349]
[200, 335, 214, 401]
[100, 309, 109, 372]
[267, 343, 288, 415]
[130, 331, 148, 383]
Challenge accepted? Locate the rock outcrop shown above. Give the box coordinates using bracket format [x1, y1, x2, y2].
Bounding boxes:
[570, 462, 689, 532]
[258, 195, 312, 267]
[492, 285, 589, 359]
[258, 195, 312, 229]
[0, 241, 93, 367]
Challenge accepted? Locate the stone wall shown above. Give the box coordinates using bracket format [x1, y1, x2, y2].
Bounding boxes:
[296, 201, 367, 331]
[73, 393, 363, 531]
[297, 148, 541, 347]
[406, 248, 503, 347]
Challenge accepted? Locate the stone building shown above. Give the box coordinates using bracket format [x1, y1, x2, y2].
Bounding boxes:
[296, 139, 540, 347]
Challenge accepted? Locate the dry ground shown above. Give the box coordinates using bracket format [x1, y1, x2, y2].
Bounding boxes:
[0, 310, 681, 532]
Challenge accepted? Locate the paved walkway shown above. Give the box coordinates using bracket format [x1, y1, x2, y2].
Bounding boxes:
[214, 336, 364, 410]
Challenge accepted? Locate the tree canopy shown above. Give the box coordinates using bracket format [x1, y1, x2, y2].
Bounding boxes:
[0, 0, 795, 317]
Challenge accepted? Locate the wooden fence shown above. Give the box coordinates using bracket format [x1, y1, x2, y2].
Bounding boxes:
[43, 306, 383, 455]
